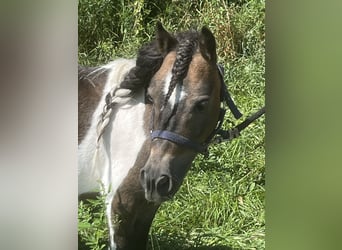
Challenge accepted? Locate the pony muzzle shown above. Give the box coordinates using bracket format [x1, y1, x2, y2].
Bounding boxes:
[140, 168, 173, 203]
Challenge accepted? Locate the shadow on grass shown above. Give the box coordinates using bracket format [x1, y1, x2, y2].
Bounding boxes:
[148, 232, 232, 250]
[78, 236, 88, 250]
[194, 247, 232, 250]
[79, 233, 232, 250]
[150, 245, 233, 250]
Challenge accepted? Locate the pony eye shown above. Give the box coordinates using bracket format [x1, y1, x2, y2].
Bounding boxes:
[146, 94, 154, 104]
[195, 100, 209, 112]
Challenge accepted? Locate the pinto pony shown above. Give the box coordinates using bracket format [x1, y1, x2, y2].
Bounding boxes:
[79, 23, 235, 250]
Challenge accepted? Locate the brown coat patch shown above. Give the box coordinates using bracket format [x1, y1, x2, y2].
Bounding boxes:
[78, 66, 107, 144]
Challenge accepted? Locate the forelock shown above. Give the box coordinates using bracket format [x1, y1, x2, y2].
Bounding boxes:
[162, 31, 199, 109]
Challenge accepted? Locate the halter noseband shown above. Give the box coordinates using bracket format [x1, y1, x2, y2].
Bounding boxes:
[151, 130, 208, 153]
[150, 64, 244, 154]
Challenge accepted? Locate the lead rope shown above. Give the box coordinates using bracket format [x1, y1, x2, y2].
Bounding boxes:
[212, 106, 265, 144]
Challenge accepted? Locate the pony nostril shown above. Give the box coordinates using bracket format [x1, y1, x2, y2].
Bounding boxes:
[140, 169, 146, 186]
[156, 175, 172, 195]
[158, 175, 168, 185]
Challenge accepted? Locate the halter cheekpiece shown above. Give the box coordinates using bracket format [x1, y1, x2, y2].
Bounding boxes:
[150, 64, 265, 155]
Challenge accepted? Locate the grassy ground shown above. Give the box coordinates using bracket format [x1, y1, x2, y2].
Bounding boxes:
[78, 0, 265, 249]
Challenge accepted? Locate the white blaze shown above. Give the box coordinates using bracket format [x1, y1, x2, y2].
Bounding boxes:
[163, 71, 187, 108]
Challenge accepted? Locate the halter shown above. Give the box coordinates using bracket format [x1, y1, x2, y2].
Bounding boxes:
[150, 64, 265, 155]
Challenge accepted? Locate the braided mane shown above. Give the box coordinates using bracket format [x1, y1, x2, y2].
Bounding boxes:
[162, 32, 198, 110]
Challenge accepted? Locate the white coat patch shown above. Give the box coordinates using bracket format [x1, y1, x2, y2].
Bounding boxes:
[78, 58, 147, 250]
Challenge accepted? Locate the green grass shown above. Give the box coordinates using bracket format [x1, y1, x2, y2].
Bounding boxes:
[78, 0, 265, 249]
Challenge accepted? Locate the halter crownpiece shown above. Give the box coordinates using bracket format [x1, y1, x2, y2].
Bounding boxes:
[217, 64, 243, 119]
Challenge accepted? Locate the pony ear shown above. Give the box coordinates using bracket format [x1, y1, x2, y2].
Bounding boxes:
[199, 27, 217, 63]
[156, 21, 177, 54]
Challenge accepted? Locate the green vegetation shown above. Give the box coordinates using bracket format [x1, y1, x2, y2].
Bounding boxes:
[79, 0, 265, 249]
